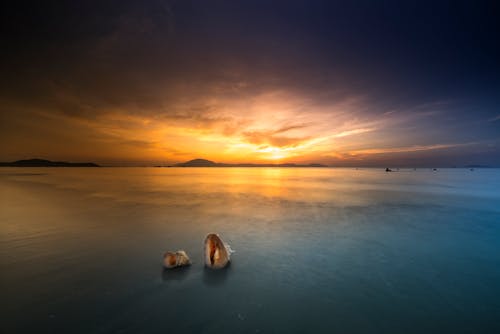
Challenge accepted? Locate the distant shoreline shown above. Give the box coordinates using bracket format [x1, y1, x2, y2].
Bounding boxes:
[1, 158, 496, 169]
[0, 159, 99, 167]
[170, 158, 327, 168]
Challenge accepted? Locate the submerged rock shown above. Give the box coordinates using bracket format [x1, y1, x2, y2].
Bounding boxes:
[163, 250, 191, 269]
[204, 233, 232, 269]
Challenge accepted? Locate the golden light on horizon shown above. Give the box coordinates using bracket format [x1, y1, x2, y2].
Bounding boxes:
[257, 147, 289, 161]
[1, 87, 483, 166]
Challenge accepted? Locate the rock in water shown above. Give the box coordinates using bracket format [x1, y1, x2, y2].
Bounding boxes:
[204, 233, 232, 269]
[163, 250, 191, 269]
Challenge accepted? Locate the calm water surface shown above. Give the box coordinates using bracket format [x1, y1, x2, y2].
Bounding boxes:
[1, 167, 500, 333]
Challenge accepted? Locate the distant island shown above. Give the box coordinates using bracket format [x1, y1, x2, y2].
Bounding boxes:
[0, 159, 100, 167]
[172, 158, 327, 168]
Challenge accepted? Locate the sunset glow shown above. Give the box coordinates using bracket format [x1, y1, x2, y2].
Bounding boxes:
[1, 1, 498, 166]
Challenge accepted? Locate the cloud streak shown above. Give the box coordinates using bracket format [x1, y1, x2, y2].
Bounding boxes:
[333, 128, 375, 138]
[489, 114, 500, 122]
[347, 143, 475, 156]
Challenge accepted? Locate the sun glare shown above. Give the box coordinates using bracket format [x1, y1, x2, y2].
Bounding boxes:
[257, 146, 289, 160]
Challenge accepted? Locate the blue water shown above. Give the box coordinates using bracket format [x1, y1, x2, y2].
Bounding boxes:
[1, 167, 499, 333]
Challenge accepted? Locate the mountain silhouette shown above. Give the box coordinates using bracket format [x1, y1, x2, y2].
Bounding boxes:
[175, 159, 217, 167]
[174, 158, 327, 167]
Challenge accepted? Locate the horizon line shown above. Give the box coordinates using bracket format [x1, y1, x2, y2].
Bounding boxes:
[1, 158, 496, 169]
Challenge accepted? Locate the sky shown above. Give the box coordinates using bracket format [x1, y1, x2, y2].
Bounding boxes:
[1, 0, 499, 166]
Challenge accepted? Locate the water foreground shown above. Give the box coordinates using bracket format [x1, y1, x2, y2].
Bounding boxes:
[1, 167, 499, 333]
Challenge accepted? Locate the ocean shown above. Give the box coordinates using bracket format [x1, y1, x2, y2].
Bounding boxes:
[1, 167, 499, 333]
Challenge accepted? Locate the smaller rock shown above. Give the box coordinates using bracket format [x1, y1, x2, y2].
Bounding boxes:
[163, 250, 191, 269]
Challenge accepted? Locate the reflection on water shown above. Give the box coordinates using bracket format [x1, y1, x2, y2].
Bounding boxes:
[1, 167, 500, 333]
[161, 266, 191, 282]
[203, 263, 232, 287]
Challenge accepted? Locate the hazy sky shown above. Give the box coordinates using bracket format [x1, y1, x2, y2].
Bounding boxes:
[1, 0, 499, 166]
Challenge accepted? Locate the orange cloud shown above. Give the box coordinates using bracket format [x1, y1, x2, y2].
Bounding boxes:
[333, 127, 375, 138]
